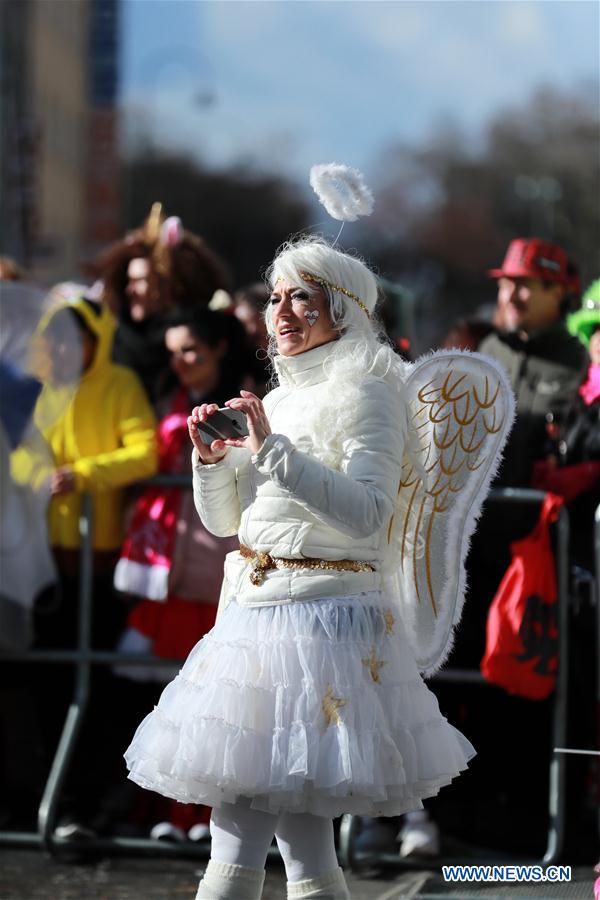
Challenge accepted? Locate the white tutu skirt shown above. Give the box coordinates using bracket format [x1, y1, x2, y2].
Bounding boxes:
[125, 591, 475, 818]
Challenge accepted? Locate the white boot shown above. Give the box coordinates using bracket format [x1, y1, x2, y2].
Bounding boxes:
[287, 867, 350, 899]
[195, 860, 265, 899]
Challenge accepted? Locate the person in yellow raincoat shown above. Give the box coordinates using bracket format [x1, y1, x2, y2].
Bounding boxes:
[11, 290, 158, 836]
[13, 292, 158, 562]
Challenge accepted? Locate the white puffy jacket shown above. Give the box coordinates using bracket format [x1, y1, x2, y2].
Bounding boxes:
[192, 341, 406, 608]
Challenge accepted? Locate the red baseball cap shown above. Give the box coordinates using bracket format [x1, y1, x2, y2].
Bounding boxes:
[488, 238, 571, 284]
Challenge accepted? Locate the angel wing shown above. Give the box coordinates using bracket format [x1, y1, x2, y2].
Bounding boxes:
[385, 350, 515, 676]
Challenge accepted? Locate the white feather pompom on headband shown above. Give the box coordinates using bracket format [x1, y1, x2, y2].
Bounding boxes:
[309, 163, 374, 222]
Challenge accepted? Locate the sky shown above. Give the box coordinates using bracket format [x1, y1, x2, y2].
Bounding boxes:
[120, 0, 599, 186]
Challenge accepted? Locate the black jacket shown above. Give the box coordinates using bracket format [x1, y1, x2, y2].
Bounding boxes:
[479, 321, 588, 487]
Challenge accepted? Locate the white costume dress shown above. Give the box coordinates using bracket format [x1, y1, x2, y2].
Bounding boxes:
[125, 340, 514, 818]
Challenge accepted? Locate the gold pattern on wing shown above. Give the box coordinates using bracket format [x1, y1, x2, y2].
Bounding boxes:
[396, 365, 505, 619]
[362, 646, 387, 684]
[321, 685, 347, 727]
[383, 609, 396, 634]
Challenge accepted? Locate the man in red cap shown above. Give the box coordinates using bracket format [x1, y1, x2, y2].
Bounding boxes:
[479, 237, 587, 487]
[443, 240, 588, 849]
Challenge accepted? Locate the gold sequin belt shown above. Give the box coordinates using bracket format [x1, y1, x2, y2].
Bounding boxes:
[239, 544, 375, 586]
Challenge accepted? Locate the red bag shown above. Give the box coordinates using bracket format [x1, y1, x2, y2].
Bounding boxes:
[480, 493, 563, 700]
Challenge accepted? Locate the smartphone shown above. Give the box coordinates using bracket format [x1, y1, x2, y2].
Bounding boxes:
[195, 407, 249, 445]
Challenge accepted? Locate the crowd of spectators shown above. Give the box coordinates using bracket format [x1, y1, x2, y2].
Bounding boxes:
[0, 219, 598, 859]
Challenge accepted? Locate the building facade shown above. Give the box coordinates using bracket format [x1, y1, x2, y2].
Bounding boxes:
[0, 0, 121, 284]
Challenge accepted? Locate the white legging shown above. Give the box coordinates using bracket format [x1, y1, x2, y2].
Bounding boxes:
[210, 800, 339, 882]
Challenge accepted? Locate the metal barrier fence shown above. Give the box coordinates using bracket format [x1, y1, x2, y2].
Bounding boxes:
[339, 489, 580, 871]
[0, 476, 217, 862]
[0, 482, 596, 868]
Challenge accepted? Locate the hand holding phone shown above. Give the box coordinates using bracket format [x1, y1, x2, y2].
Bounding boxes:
[224, 390, 271, 455]
[196, 407, 249, 445]
[189, 391, 270, 461]
[188, 403, 248, 464]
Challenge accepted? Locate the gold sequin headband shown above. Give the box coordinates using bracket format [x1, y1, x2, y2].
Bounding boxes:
[275, 273, 370, 318]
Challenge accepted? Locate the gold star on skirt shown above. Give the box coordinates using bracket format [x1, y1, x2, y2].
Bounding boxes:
[362, 645, 387, 683]
[321, 685, 347, 727]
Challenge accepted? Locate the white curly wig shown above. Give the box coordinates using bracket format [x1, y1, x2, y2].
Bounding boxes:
[261, 237, 408, 466]
[264, 236, 406, 389]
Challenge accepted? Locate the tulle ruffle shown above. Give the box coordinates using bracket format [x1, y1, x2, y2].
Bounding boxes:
[125, 592, 474, 817]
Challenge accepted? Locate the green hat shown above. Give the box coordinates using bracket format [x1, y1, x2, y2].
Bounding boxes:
[567, 279, 600, 347]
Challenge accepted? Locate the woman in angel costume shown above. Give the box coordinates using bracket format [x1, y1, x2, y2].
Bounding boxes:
[125, 166, 514, 899]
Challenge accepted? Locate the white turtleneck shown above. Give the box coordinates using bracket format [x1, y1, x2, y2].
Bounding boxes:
[273, 340, 338, 390]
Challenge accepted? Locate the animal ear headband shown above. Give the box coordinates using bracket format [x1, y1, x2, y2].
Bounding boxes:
[142, 203, 185, 277]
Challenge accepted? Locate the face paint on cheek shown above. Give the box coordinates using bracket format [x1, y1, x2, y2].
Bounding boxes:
[304, 309, 320, 327]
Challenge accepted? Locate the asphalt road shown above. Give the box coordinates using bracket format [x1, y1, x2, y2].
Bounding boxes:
[0, 850, 596, 900]
[0, 850, 431, 900]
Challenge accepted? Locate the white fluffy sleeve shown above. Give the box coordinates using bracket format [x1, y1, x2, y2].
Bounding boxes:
[192, 446, 251, 537]
[251, 380, 405, 539]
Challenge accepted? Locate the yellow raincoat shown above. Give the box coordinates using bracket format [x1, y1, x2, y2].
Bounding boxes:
[12, 297, 158, 551]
